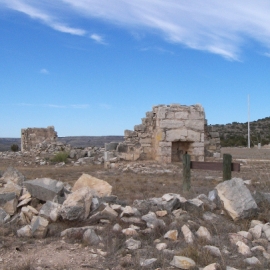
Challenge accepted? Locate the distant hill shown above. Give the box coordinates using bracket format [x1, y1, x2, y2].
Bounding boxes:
[211, 117, 270, 147]
[0, 136, 124, 151]
[1, 117, 270, 151]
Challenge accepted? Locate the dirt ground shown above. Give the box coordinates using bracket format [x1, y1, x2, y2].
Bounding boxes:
[1, 147, 270, 269]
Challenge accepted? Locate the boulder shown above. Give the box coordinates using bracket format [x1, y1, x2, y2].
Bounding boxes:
[72, 173, 112, 197]
[141, 212, 165, 229]
[31, 216, 49, 238]
[0, 182, 22, 197]
[60, 187, 92, 220]
[39, 201, 61, 222]
[24, 178, 64, 202]
[82, 228, 100, 245]
[17, 225, 32, 237]
[0, 192, 18, 215]
[215, 178, 257, 220]
[0, 167, 25, 186]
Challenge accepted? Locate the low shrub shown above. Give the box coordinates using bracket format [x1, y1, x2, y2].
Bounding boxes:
[50, 151, 69, 163]
[10, 144, 19, 152]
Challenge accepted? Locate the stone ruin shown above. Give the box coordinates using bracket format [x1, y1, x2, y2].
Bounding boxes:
[105, 104, 220, 165]
[21, 126, 57, 152]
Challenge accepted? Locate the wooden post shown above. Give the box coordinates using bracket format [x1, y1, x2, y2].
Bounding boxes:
[183, 154, 191, 191]
[223, 154, 232, 181]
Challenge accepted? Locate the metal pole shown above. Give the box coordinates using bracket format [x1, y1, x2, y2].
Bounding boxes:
[248, 94, 250, 148]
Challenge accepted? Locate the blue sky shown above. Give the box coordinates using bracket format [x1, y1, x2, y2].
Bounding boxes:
[0, 0, 270, 137]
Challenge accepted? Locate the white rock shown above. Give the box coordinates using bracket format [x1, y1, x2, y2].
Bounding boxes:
[203, 263, 220, 270]
[170, 256, 196, 269]
[236, 241, 251, 255]
[164, 230, 178, 241]
[249, 225, 262, 239]
[125, 238, 141, 250]
[237, 231, 252, 241]
[203, 245, 221, 257]
[181, 225, 194, 244]
[156, 243, 167, 250]
[243, 256, 261, 265]
[196, 226, 212, 242]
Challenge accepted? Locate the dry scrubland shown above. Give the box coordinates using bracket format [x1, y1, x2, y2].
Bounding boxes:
[0, 147, 270, 269]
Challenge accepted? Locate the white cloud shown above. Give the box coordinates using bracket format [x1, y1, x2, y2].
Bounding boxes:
[1, 0, 270, 59]
[40, 68, 49, 74]
[90, 34, 105, 44]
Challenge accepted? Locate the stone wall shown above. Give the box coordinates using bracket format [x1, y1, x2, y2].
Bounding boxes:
[116, 104, 211, 163]
[21, 126, 57, 152]
[204, 121, 221, 158]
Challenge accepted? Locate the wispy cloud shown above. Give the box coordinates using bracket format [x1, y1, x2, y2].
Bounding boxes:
[17, 103, 89, 109]
[90, 34, 106, 44]
[1, 0, 270, 59]
[40, 68, 49, 74]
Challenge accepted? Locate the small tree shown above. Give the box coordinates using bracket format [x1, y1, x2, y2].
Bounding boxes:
[11, 144, 19, 152]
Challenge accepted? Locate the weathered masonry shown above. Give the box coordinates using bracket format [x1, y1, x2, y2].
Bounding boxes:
[21, 126, 57, 152]
[116, 104, 220, 163]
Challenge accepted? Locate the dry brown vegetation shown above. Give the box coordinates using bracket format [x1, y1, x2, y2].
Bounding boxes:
[1, 147, 270, 269]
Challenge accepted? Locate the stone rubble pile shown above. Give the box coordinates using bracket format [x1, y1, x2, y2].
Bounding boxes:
[1, 167, 270, 269]
[0, 142, 105, 166]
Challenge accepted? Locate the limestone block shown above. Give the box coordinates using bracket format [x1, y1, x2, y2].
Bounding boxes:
[187, 130, 201, 141]
[72, 173, 112, 197]
[24, 178, 64, 202]
[215, 178, 258, 221]
[175, 111, 189, 119]
[125, 238, 141, 250]
[157, 147, 171, 155]
[188, 110, 204, 120]
[0, 192, 18, 215]
[139, 138, 152, 144]
[39, 201, 61, 222]
[181, 225, 194, 244]
[0, 167, 25, 186]
[105, 142, 118, 151]
[191, 142, 204, 148]
[124, 129, 137, 137]
[17, 225, 32, 237]
[185, 120, 204, 131]
[83, 228, 100, 245]
[166, 129, 188, 142]
[160, 119, 185, 129]
[155, 131, 165, 142]
[159, 142, 171, 147]
[170, 256, 196, 269]
[157, 107, 167, 119]
[104, 151, 114, 162]
[134, 124, 146, 132]
[191, 147, 204, 156]
[60, 187, 93, 220]
[201, 133, 205, 142]
[31, 216, 49, 238]
[166, 111, 175, 119]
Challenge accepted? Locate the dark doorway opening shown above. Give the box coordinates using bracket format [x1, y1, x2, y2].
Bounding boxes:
[171, 141, 192, 162]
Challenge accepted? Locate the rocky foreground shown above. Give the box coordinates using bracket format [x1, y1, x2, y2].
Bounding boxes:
[1, 166, 270, 269]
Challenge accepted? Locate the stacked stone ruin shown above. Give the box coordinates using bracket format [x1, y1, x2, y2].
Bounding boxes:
[113, 104, 220, 163]
[21, 126, 57, 152]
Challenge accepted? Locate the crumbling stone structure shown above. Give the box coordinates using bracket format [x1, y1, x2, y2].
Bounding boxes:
[115, 104, 220, 163]
[204, 122, 221, 158]
[21, 126, 57, 152]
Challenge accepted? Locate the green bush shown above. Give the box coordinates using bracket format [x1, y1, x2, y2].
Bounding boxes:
[11, 144, 19, 152]
[50, 151, 69, 163]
